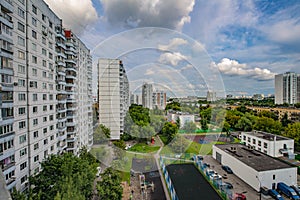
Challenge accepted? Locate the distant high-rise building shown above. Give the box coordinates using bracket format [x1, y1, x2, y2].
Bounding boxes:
[130, 93, 141, 105]
[207, 91, 217, 102]
[275, 72, 300, 105]
[142, 83, 153, 109]
[98, 59, 129, 140]
[152, 91, 167, 110]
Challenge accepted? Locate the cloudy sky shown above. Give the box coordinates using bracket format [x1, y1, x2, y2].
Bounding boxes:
[45, 0, 300, 97]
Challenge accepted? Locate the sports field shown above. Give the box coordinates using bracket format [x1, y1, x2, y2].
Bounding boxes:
[166, 163, 222, 200]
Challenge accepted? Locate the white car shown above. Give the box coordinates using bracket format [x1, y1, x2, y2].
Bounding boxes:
[96, 167, 102, 177]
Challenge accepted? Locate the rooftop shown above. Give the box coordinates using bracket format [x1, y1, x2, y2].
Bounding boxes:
[242, 131, 291, 141]
[215, 144, 294, 172]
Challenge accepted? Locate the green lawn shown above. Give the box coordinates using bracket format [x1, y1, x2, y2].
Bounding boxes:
[127, 143, 160, 153]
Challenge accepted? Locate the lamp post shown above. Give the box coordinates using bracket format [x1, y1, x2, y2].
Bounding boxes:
[256, 176, 262, 200]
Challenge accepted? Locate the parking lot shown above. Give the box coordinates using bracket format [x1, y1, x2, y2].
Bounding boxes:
[202, 155, 290, 200]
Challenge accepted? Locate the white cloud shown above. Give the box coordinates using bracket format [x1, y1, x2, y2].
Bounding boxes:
[213, 58, 276, 80]
[44, 0, 98, 35]
[159, 52, 188, 66]
[100, 0, 195, 30]
[158, 38, 188, 51]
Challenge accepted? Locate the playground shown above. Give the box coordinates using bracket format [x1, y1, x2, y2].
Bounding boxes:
[166, 163, 222, 200]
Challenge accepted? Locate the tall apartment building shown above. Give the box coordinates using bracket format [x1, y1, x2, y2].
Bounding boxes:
[98, 59, 129, 140]
[142, 83, 153, 109]
[0, 0, 92, 191]
[152, 91, 167, 110]
[275, 72, 300, 105]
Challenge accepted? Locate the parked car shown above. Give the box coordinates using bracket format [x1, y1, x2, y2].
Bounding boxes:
[203, 163, 210, 168]
[277, 182, 300, 200]
[197, 155, 203, 160]
[222, 165, 233, 174]
[268, 189, 284, 200]
[223, 182, 233, 189]
[233, 193, 246, 200]
[291, 185, 300, 196]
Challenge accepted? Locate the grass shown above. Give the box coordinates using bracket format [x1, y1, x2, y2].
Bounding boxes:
[159, 135, 169, 145]
[127, 143, 160, 153]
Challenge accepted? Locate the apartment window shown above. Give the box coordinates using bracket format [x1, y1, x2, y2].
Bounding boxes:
[32, 68, 37, 76]
[247, 137, 251, 142]
[43, 128, 47, 134]
[32, 94, 38, 101]
[50, 105, 53, 110]
[0, 124, 13, 136]
[44, 139, 48, 145]
[43, 117, 47, 122]
[43, 94, 47, 100]
[49, 84, 53, 90]
[29, 81, 37, 88]
[18, 7, 25, 19]
[20, 162, 27, 170]
[19, 121, 26, 129]
[32, 55, 37, 64]
[48, 42, 53, 49]
[49, 52, 53, 60]
[20, 148, 27, 157]
[43, 105, 47, 111]
[42, 60, 46, 67]
[42, 14, 46, 21]
[32, 17, 37, 27]
[258, 140, 261, 146]
[18, 107, 26, 115]
[34, 143, 39, 150]
[18, 79, 25, 87]
[49, 21, 53, 28]
[32, 43, 37, 51]
[18, 22, 25, 32]
[50, 135, 54, 140]
[273, 175, 275, 180]
[18, 93, 26, 101]
[49, 73, 53, 80]
[42, 48, 47, 56]
[18, 0, 25, 5]
[34, 155, 39, 162]
[33, 118, 38, 126]
[19, 135, 26, 144]
[44, 150, 48, 158]
[50, 145, 54, 151]
[32, 30, 37, 39]
[42, 83, 47, 89]
[50, 125, 54, 130]
[32, 5, 37, 14]
[42, 37, 46, 45]
[49, 63, 53, 70]
[21, 175, 27, 184]
[33, 106, 38, 113]
[33, 131, 38, 138]
[49, 94, 53, 100]
[18, 65, 26, 74]
[18, 36, 25, 46]
[18, 51, 25, 60]
[264, 142, 268, 148]
[49, 31, 53, 39]
[34, 167, 39, 174]
[49, 115, 54, 121]
[252, 139, 256, 144]
[42, 71, 47, 78]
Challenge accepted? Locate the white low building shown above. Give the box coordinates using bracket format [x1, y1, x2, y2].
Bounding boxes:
[167, 112, 195, 128]
[240, 131, 294, 158]
[213, 144, 297, 192]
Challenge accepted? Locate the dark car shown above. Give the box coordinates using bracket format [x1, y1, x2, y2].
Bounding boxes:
[268, 189, 284, 200]
[223, 182, 233, 189]
[222, 165, 233, 174]
[291, 185, 300, 196]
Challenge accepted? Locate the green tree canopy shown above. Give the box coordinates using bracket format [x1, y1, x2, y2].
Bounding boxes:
[254, 116, 282, 135]
[283, 122, 300, 151]
[161, 122, 178, 143]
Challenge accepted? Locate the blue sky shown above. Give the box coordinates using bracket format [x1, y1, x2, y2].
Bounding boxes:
[45, 0, 300, 97]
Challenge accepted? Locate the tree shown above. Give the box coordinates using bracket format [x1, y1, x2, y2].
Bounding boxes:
[282, 122, 300, 151]
[295, 103, 300, 108]
[97, 168, 123, 200]
[254, 116, 282, 135]
[161, 122, 178, 143]
[258, 110, 278, 120]
[281, 113, 291, 127]
[235, 116, 253, 131]
[165, 101, 181, 111]
[182, 121, 197, 133]
[200, 119, 208, 130]
[222, 121, 231, 136]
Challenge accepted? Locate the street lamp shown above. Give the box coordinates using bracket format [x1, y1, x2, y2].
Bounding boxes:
[256, 176, 262, 200]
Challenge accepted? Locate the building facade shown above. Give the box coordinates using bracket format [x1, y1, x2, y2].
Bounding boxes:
[275, 72, 300, 105]
[152, 91, 167, 110]
[98, 59, 129, 140]
[240, 131, 294, 158]
[0, 0, 92, 191]
[213, 144, 297, 192]
[142, 83, 153, 109]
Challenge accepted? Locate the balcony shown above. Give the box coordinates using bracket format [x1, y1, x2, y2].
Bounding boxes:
[66, 121, 76, 127]
[57, 117, 67, 123]
[6, 177, 16, 190]
[58, 126, 67, 132]
[66, 73, 77, 80]
[57, 107, 67, 113]
[1, 0, 14, 13]
[65, 82, 76, 87]
[58, 133, 67, 141]
[66, 136, 77, 142]
[56, 42, 66, 50]
[57, 51, 66, 59]
[56, 59, 66, 67]
[0, 15, 13, 29]
[65, 59, 76, 65]
[56, 32, 66, 40]
[2, 162, 15, 172]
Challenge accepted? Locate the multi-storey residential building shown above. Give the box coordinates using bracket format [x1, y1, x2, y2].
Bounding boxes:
[98, 59, 129, 140]
[275, 72, 300, 105]
[142, 83, 153, 109]
[0, 0, 92, 191]
[152, 91, 167, 110]
[0, 0, 15, 191]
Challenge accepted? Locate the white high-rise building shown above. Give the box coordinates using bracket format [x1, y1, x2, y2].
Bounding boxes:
[275, 72, 300, 105]
[0, 0, 92, 191]
[152, 91, 167, 110]
[98, 59, 129, 140]
[142, 83, 153, 109]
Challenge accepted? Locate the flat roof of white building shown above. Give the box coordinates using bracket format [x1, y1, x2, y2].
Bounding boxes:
[242, 131, 291, 141]
[215, 144, 294, 171]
